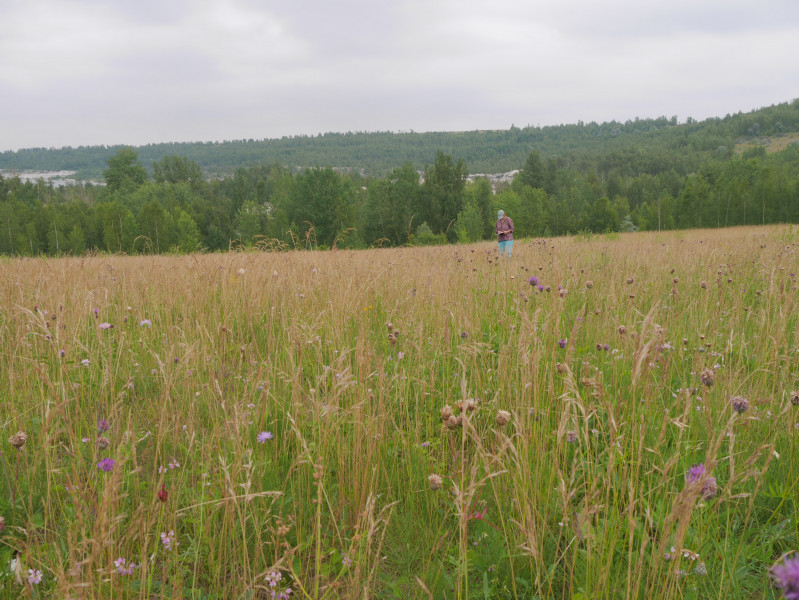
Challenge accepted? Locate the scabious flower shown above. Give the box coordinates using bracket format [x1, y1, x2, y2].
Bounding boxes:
[257, 431, 274, 443]
[99, 322, 113, 330]
[97, 458, 115, 472]
[772, 554, 799, 599]
[140, 319, 152, 327]
[27, 568, 42, 584]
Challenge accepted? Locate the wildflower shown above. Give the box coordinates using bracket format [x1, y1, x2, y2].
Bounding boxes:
[0, 515, 5, 533]
[496, 410, 511, 426]
[618, 325, 626, 335]
[566, 430, 578, 443]
[96, 437, 110, 450]
[700, 369, 715, 386]
[603, 343, 610, 351]
[557, 339, 567, 349]
[27, 568, 42, 584]
[421, 441, 430, 448]
[93, 308, 99, 317]
[791, 391, 799, 406]
[528, 276, 539, 286]
[537, 285, 545, 292]
[160, 530, 177, 550]
[342, 554, 352, 568]
[99, 322, 113, 330]
[157, 484, 168, 503]
[9, 431, 27, 449]
[460, 331, 468, 338]
[686, 463, 718, 499]
[731, 396, 749, 414]
[686, 463, 706, 483]
[771, 554, 799, 599]
[397, 351, 405, 360]
[168, 459, 180, 469]
[428, 474, 443, 490]
[97, 458, 115, 472]
[700, 281, 708, 289]
[81, 358, 90, 366]
[257, 431, 274, 443]
[140, 319, 152, 327]
[97, 419, 110, 433]
[114, 557, 136, 575]
[59, 349, 66, 357]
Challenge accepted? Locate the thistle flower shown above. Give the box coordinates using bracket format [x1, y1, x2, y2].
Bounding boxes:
[496, 410, 511, 426]
[8, 431, 27, 449]
[528, 276, 538, 286]
[428, 474, 443, 490]
[731, 396, 749, 414]
[557, 339, 567, 349]
[97, 458, 115, 472]
[700, 369, 715, 387]
[772, 554, 799, 600]
[700, 281, 708, 289]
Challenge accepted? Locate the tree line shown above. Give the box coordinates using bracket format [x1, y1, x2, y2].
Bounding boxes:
[1, 138, 798, 256]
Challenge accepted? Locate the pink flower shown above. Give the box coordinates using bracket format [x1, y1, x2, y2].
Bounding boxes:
[257, 431, 273, 443]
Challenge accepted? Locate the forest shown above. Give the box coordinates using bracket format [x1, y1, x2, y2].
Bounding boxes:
[0, 99, 798, 255]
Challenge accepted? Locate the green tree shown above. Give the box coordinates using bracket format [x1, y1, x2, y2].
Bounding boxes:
[419, 152, 467, 242]
[103, 148, 147, 194]
[454, 198, 484, 243]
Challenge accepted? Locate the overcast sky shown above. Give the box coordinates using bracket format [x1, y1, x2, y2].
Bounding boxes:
[1, 0, 797, 151]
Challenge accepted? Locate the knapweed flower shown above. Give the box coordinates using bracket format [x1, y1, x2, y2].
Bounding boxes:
[27, 568, 42, 584]
[9, 431, 27, 449]
[557, 339, 568, 349]
[528, 276, 539, 286]
[700, 368, 715, 387]
[496, 410, 512, 426]
[686, 463, 718, 499]
[97, 419, 110, 433]
[686, 463, 706, 483]
[772, 554, 799, 599]
[160, 530, 177, 550]
[139, 319, 152, 327]
[93, 308, 99, 317]
[97, 458, 115, 472]
[537, 285, 545, 292]
[428, 474, 443, 490]
[257, 431, 274, 443]
[99, 322, 113, 330]
[731, 395, 749, 414]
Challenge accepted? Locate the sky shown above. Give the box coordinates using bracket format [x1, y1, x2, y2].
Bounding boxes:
[1, 0, 797, 152]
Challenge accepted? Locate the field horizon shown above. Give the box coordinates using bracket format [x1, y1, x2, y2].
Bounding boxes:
[1, 225, 798, 599]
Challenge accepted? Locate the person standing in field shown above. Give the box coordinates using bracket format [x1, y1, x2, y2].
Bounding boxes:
[496, 210, 514, 257]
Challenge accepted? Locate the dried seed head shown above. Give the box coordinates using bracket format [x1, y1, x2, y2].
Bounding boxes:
[701, 477, 718, 500]
[496, 410, 511, 427]
[559, 288, 568, 298]
[392, 329, 400, 338]
[586, 281, 593, 289]
[555, 363, 566, 374]
[462, 398, 478, 412]
[440, 405, 454, 421]
[700, 369, 715, 387]
[731, 395, 749, 414]
[566, 430, 578, 443]
[700, 281, 708, 289]
[96, 437, 111, 450]
[627, 277, 635, 284]
[618, 325, 627, 335]
[445, 415, 462, 430]
[385, 321, 393, 331]
[790, 391, 799, 406]
[428, 474, 443, 491]
[8, 431, 27, 449]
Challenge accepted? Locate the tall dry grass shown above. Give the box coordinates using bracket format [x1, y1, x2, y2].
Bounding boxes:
[0, 225, 797, 599]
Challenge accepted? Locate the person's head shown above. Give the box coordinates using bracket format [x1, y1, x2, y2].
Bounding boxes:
[498, 210, 505, 219]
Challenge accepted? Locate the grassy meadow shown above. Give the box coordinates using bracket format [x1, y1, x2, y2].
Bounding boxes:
[1, 225, 798, 599]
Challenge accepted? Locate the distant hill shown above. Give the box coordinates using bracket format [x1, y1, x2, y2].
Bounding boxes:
[1, 99, 798, 180]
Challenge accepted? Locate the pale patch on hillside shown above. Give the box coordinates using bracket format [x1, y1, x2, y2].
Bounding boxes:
[734, 131, 799, 154]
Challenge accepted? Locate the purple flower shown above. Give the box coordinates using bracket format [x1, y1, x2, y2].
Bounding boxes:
[537, 285, 545, 292]
[421, 441, 430, 448]
[257, 431, 273, 443]
[772, 555, 799, 600]
[28, 568, 43, 584]
[99, 322, 113, 330]
[93, 308, 99, 317]
[528, 276, 539, 286]
[97, 458, 115, 472]
[686, 463, 706, 483]
[557, 339, 567, 349]
[59, 349, 65, 358]
[97, 419, 110, 433]
[114, 557, 136, 576]
[160, 530, 177, 550]
[139, 319, 152, 327]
